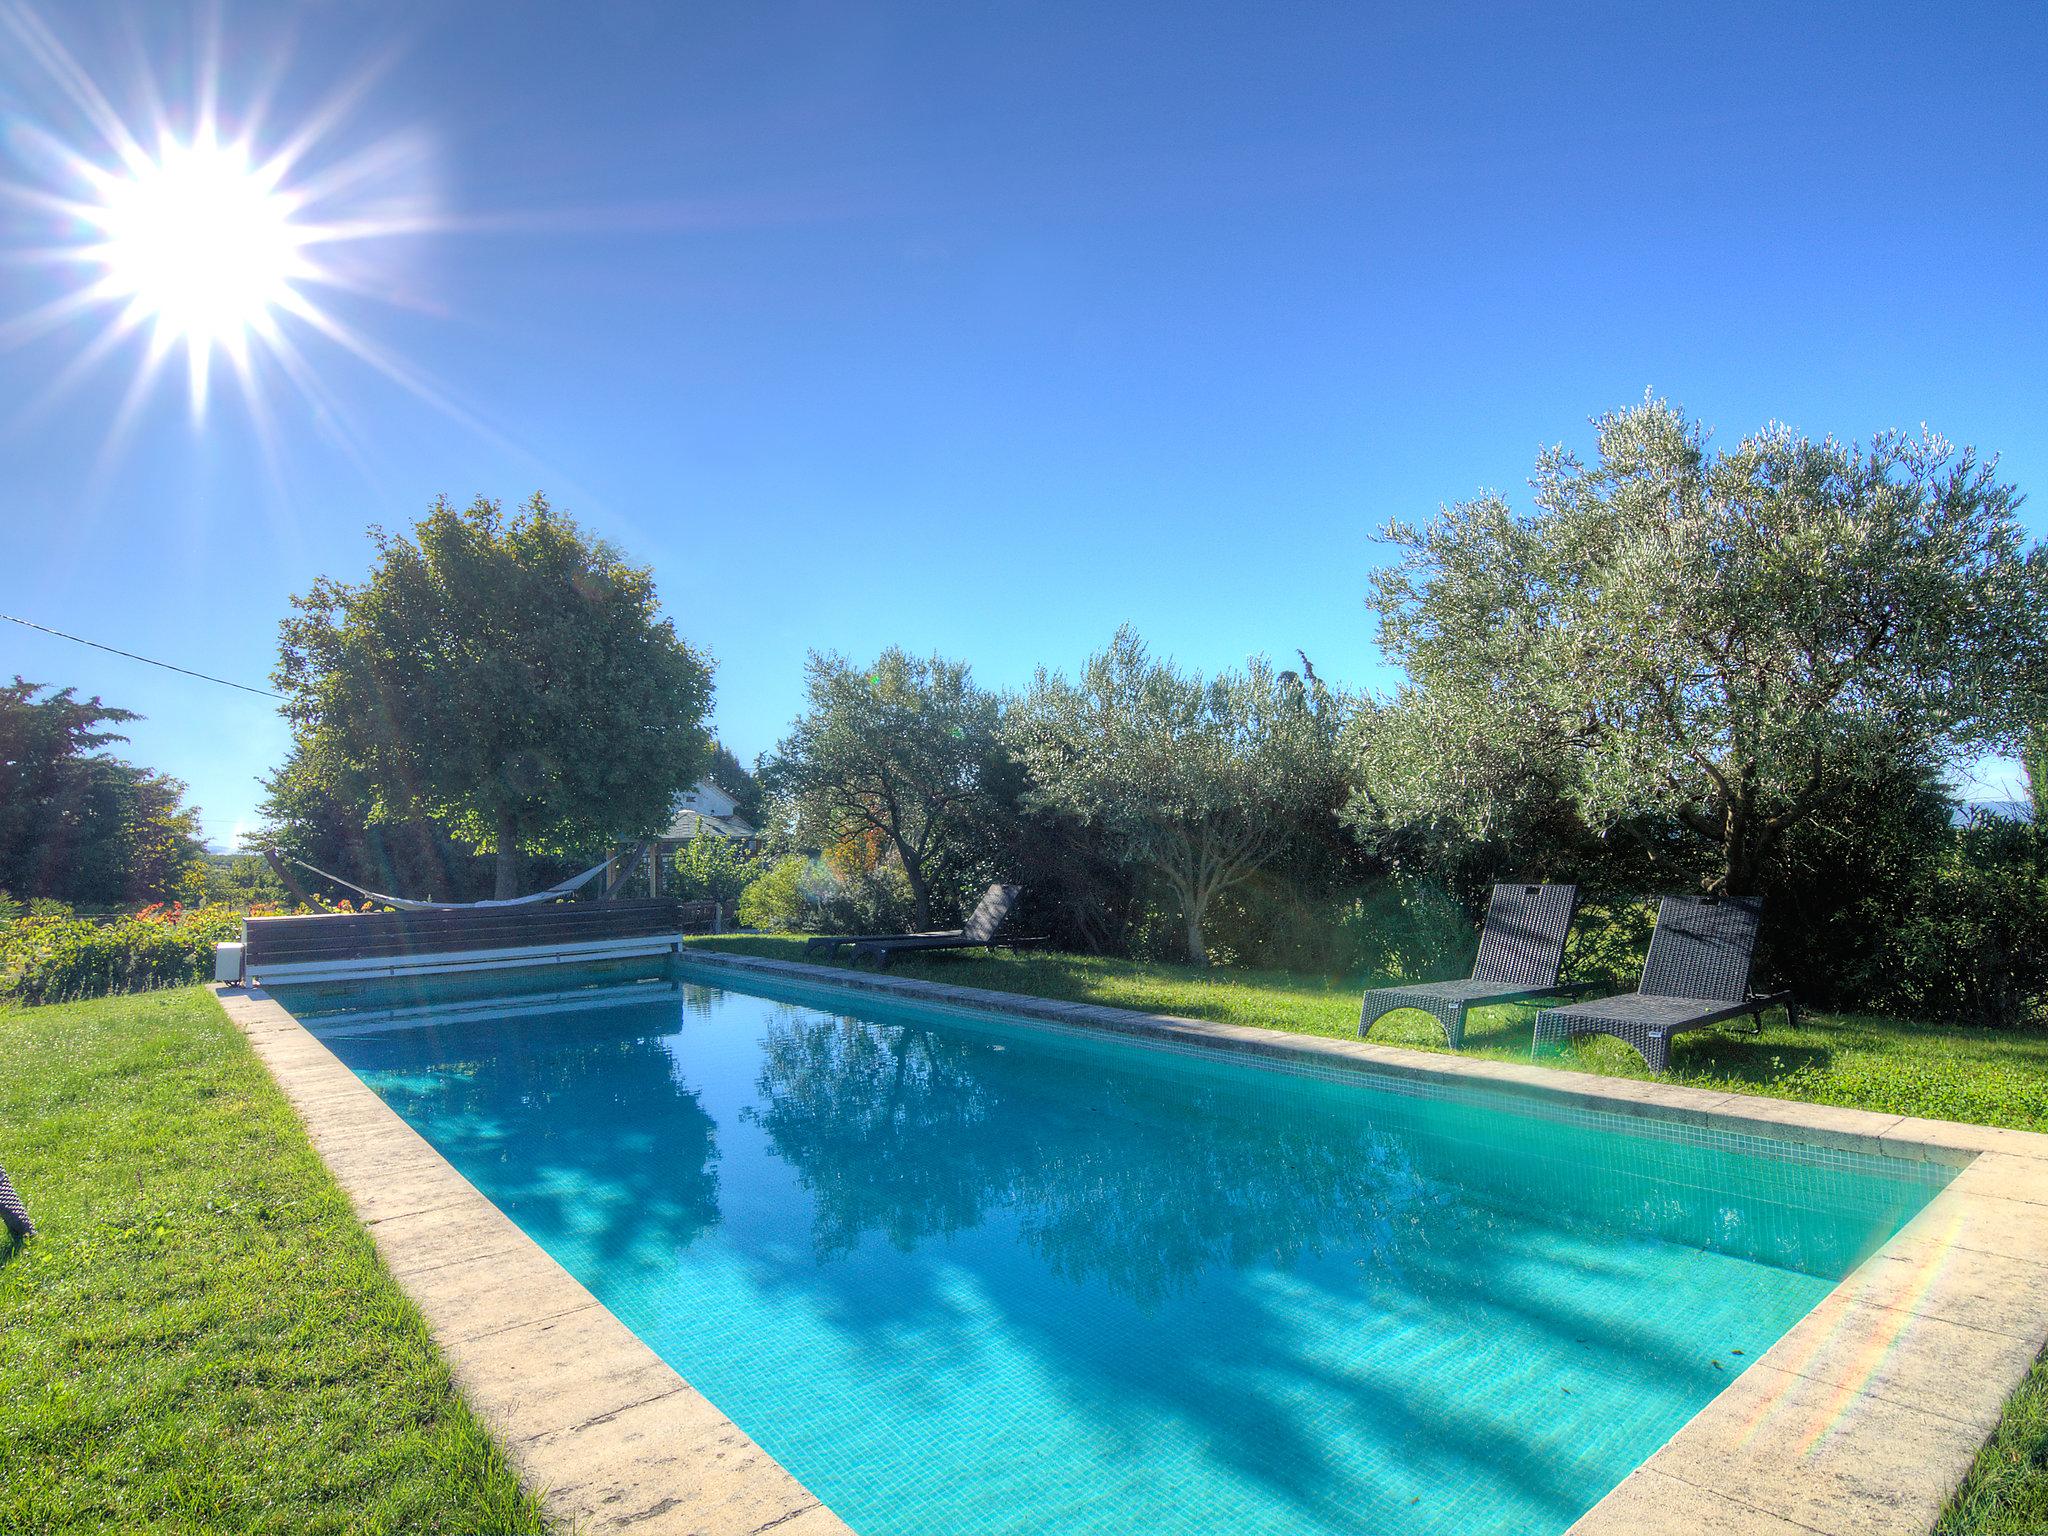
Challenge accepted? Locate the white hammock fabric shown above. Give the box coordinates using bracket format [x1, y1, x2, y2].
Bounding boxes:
[287, 852, 621, 912]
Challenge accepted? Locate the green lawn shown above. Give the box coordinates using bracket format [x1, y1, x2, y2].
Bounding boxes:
[0, 988, 549, 1536]
[691, 934, 2048, 1532]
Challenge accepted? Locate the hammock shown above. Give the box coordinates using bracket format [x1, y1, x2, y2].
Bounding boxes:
[285, 851, 623, 912]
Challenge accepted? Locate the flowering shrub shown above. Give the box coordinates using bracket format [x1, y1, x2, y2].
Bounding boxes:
[1, 902, 246, 1006]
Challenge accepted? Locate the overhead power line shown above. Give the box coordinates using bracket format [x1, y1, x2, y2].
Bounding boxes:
[3, 612, 284, 701]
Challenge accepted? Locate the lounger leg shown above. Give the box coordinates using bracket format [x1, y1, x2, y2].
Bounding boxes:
[1530, 1009, 1558, 1059]
[1360, 1003, 1461, 1050]
[0, 1165, 32, 1238]
[1642, 1034, 1670, 1074]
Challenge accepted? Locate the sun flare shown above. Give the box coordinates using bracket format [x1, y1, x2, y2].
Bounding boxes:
[87, 131, 309, 361]
[0, 2, 458, 431]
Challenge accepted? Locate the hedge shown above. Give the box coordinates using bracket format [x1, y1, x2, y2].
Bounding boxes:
[1, 905, 246, 1006]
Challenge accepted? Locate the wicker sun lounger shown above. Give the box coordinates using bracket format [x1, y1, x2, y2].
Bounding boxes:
[1359, 883, 1592, 1051]
[1531, 894, 1797, 1073]
[847, 883, 1045, 970]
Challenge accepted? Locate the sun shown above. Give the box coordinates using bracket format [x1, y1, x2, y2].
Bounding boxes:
[85, 130, 309, 365]
[2, 2, 452, 431]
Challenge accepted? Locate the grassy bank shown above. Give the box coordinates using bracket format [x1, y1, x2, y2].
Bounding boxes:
[0, 988, 547, 1535]
[688, 935, 2048, 1134]
[691, 934, 2048, 1532]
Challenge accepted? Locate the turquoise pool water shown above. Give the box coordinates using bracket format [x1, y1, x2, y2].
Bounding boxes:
[277, 962, 1951, 1536]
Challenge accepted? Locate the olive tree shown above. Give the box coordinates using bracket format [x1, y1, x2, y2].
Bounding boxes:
[762, 649, 1001, 929]
[1008, 628, 1347, 964]
[1364, 398, 2048, 895]
[275, 494, 714, 898]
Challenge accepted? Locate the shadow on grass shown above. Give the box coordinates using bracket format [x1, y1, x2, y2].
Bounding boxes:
[1667, 1037, 1835, 1084]
[0, 1232, 27, 1271]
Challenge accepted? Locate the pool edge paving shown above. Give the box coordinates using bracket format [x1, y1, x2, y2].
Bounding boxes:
[216, 954, 2048, 1536]
[210, 981, 855, 1536]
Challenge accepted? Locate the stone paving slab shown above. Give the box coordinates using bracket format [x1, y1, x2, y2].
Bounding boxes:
[680, 946, 2048, 1536]
[211, 982, 851, 1536]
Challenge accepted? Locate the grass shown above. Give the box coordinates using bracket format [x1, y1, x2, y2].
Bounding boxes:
[692, 933, 2048, 1531]
[1944, 1360, 2048, 1535]
[0, 987, 550, 1536]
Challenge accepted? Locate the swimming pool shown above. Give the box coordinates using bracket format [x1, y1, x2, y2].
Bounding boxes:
[275, 961, 1954, 1536]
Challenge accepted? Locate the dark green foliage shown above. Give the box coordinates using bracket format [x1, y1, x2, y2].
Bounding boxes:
[762, 649, 1002, 929]
[974, 749, 1140, 955]
[258, 742, 501, 903]
[276, 494, 714, 898]
[1009, 630, 1354, 964]
[1754, 749, 1957, 1009]
[0, 679, 205, 908]
[1557, 897, 1659, 991]
[1886, 813, 2048, 1028]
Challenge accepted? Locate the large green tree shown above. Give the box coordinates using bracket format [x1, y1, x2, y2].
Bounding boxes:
[275, 494, 715, 898]
[762, 649, 1000, 928]
[1364, 399, 2048, 895]
[0, 679, 204, 907]
[1008, 628, 1349, 964]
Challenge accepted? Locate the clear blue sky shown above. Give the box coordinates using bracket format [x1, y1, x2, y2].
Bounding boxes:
[3, 1, 2044, 847]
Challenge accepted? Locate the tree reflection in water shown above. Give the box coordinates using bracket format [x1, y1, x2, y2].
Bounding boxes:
[339, 993, 723, 1267]
[745, 1008, 1441, 1307]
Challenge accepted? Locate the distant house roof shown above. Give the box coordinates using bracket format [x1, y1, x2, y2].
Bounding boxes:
[662, 778, 758, 841]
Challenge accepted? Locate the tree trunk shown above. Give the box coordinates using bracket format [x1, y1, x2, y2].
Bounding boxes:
[1721, 797, 1761, 898]
[1183, 892, 1209, 966]
[900, 848, 931, 929]
[493, 807, 524, 900]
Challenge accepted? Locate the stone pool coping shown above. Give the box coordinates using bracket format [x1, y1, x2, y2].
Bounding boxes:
[682, 948, 2048, 1536]
[210, 982, 853, 1536]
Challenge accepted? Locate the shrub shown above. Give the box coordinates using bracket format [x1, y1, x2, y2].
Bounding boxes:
[670, 837, 761, 905]
[736, 855, 817, 933]
[1, 903, 244, 1006]
[1885, 814, 2048, 1028]
[735, 853, 914, 934]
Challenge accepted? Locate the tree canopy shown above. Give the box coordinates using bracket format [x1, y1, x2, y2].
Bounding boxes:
[274, 494, 714, 897]
[1363, 399, 2048, 894]
[1008, 628, 1348, 964]
[0, 679, 204, 908]
[762, 649, 1001, 928]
